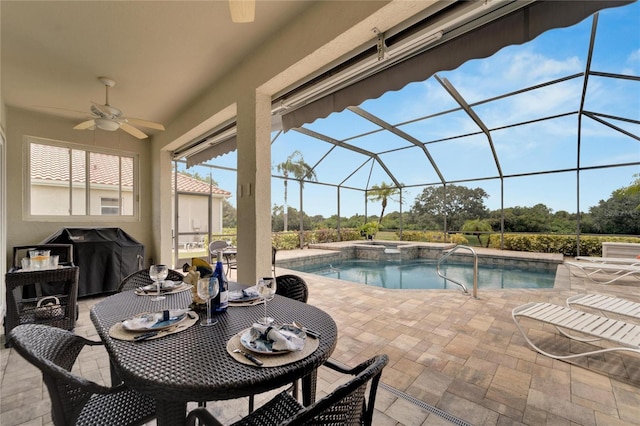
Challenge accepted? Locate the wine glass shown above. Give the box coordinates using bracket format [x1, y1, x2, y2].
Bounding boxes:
[197, 277, 219, 326]
[149, 264, 168, 301]
[256, 277, 277, 325]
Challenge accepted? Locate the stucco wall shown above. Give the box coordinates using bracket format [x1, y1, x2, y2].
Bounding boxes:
[4, 107, 154, 267]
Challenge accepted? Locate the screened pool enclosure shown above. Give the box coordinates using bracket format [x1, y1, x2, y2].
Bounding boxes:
[172, 1, 639, 253]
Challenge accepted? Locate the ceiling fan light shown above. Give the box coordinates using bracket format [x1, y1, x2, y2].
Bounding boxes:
[95, 117, 120, 131]
[228, 0, 255, 23]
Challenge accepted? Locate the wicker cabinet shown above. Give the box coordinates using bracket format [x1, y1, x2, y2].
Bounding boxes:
[4, 266, 79, 346]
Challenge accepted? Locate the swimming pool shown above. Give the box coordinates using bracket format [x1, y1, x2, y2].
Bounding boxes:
[289, 258, 556, 290]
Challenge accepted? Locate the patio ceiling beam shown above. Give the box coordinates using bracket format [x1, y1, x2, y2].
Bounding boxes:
[435, 75, 503, 179]
[347, 105, 446, 185]
[293, 127, 401, 188]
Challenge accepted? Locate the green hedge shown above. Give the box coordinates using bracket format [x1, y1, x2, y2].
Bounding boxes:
[398, 231, 469, 244]
[259, 229, 640, 256]
[486, 234, 640, 256]
[272, 228, 362, 250]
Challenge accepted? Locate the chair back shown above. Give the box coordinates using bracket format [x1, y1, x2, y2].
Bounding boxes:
[13, 244, 74, 269]
[10, 324, 156, 426]
[9, 324, 103, 425]
[272, 246, 277, 275]
[275, 274, 309, 303]
[292, 355, 388, 425]
[185, 354, 389, 426]
[118, 268, 185, 292]
[209, 240, 228, 255]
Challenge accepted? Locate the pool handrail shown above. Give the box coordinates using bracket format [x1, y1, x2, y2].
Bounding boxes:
[436, 245, 478, 298]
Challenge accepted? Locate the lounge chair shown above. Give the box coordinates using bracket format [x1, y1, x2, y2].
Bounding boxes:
[512, 302, 640, 360]
[563, 261, 640, 284]
[567, 293, 640, 321]
[575, 256, 640, 266]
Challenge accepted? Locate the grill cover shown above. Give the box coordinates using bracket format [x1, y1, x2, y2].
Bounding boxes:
[43, 228, 144, 297]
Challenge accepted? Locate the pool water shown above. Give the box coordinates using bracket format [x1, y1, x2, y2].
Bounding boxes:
[290, 259, 556, 290]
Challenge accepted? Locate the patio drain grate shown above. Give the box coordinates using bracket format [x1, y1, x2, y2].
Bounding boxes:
[379, 382, 473, 426]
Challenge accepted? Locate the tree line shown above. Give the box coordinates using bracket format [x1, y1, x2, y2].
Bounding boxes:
[186, 150, 638, 236]
[261, 176, 640, 236]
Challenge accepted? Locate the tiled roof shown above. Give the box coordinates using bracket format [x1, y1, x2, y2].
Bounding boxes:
[172, 173, 231, 196]
[30, 143, 230, 196]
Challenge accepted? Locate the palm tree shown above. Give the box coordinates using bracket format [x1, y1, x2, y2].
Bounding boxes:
[461, 218, 493, 246]
[367, 182, 400, 225]
[275, 151, 317, 231]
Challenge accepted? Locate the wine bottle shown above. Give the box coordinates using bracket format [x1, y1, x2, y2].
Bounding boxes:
[213, 250, 228, 313]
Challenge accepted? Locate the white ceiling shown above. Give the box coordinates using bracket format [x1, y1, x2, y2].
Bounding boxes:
[1, 0, 313, 135]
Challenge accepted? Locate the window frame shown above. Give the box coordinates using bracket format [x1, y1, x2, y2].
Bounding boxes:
[23, 136, 139, 222]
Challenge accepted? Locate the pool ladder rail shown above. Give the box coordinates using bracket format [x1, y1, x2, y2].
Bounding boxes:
[436, 245, 478, 298]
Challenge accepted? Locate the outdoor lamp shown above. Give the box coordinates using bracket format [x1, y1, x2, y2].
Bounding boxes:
[95, 118, 120, 131]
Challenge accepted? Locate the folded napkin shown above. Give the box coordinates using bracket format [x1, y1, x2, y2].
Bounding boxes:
[243, 286, 259, 298]
[122, 309, 190, 331]
[247, 323, 305, 352]
[229, 286, 260, 301]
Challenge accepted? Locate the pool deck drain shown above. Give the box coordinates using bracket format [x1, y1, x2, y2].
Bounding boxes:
[379, 382, 473, 426]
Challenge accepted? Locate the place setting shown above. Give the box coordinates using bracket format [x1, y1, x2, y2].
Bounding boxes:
[108, 308, 198, 341]
[226, 277, 320, 367]
[228, 286, 262, 306]
[134, 264, 192, 298]
[134, 280, 192, 297]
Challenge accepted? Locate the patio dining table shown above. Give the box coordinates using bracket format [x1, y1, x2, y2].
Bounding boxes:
[90, 283, 337, 425]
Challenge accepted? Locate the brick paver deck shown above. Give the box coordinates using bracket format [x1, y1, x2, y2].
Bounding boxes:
[3, 247, 640, 425]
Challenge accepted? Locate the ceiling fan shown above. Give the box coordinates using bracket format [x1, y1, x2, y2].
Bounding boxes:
[73, 77, 165, 139]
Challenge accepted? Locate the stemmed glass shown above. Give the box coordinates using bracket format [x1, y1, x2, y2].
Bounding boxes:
[197, 277, 219, 326]
[149, 264, 168, 302]
[256, 277, 277, 325]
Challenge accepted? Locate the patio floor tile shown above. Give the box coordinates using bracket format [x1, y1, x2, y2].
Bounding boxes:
[3, 248, 640, 425]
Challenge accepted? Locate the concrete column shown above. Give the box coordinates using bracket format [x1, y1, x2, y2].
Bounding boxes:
[236, 90, 272, 284]
[156, 146, 174, 267]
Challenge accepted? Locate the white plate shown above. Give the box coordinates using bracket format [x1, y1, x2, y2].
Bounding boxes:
[239, 324, 306, 355]
[122, 310, 188, 331]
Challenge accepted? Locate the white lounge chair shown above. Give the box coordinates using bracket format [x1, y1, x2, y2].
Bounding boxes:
[567, 293, 640, 321]
[512, 302, 640, 360]
[563, 261, 640, 284]
[575, 256, 640, 266]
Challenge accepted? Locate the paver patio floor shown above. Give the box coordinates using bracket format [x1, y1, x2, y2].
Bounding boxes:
[2, 248, 640, 425]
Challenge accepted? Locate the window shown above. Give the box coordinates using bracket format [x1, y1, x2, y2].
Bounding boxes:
[26, 137, 138, 219]
[101, 197, 120, 215]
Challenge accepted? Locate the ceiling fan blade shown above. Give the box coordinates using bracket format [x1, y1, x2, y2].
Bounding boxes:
[74, 119, 97, 130]
[123, 117, 165, 131]
[120, 123, 148, 139]
[34, 105, 87, 115]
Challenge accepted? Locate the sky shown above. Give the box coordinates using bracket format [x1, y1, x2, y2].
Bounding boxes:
[180, 1, 640, 220]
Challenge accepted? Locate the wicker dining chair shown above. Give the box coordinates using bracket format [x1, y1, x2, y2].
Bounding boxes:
[117, 268, 185, 292]
[185, 354, 389, 426]
[275, 274, 309, 303]
[9, 324, 156, 426]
